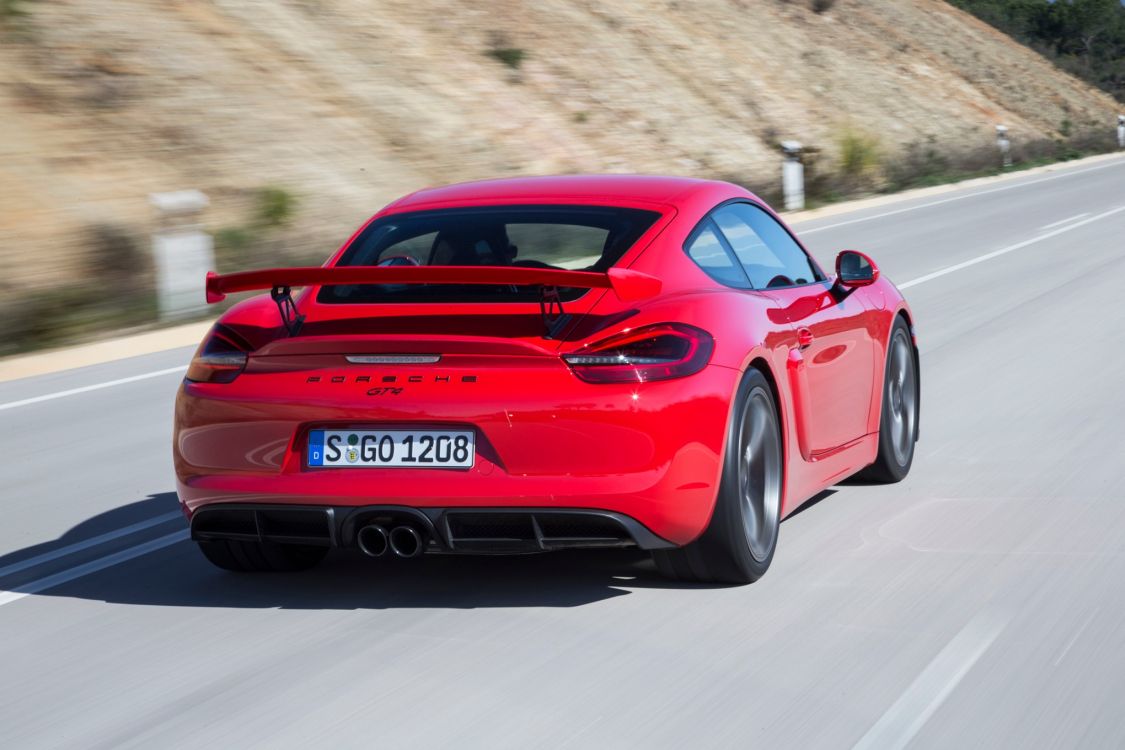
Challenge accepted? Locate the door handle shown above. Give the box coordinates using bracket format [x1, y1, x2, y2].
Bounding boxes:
[797, 327, 814, 349]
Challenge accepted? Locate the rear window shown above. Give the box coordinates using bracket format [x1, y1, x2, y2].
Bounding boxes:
[319, 205, 661, 304]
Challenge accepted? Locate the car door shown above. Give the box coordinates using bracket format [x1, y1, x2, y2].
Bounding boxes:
[710, 202, 876, 455]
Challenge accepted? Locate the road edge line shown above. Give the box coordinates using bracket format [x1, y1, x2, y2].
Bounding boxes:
[0, 530, 188, 608]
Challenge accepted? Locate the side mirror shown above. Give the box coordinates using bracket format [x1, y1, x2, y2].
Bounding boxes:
[835, 250, 879, 288]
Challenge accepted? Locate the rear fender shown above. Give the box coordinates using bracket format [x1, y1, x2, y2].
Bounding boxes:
[725, 344, 801, 521]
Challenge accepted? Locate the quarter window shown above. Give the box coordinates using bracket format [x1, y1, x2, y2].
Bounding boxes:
[685, 224, 750, 288]
[712, 203, 820, 288]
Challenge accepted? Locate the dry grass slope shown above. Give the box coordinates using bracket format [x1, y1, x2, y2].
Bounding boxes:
[1, 0, 1120, 295]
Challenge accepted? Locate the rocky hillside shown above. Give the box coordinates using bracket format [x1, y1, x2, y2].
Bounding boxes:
[1, 0, 1121, 291]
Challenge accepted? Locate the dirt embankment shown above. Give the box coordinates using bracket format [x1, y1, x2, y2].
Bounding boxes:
[1, 0, 1120, 293]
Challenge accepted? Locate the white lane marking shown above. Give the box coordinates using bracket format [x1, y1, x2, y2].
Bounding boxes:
[1040, 212, 1089, 230]
[899, 204, 1125, 290]
[0, 511, 183, 579]
[797, 158, 1125, 235]
[852, 613, 1008, 750]
[0, 365, 186, 412]
[0, 530, 187, 607]
[1053, 608, 1099, 667]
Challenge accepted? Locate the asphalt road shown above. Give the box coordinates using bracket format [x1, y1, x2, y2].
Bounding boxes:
[2, 156, 1125, 749]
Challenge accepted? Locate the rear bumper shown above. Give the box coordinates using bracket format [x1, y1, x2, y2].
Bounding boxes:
[174, 363, 740, 545]
[190, 503, 675, 553]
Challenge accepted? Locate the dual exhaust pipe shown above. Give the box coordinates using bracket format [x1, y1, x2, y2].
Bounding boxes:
[357, 523, 424, 559]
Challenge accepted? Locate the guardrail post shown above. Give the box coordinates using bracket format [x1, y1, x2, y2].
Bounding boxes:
[996, 125, 1012, 168]
[1117, 115, 1124, 150]
[149, 190, 214, 320]
[781, 141, 805, 211]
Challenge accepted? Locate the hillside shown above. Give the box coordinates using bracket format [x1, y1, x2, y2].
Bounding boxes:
[1, 0, 1121, 295]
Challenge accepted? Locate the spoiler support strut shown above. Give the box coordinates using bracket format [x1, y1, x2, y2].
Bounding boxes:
[270, 285, 305, 337]
[538, 285, 571, 339]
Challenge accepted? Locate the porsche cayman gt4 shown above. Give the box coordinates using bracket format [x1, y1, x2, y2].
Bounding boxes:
[174, 175, 918, 584]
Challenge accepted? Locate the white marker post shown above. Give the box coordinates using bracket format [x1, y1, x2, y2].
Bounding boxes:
[996, 125, 1011, 168]
[781, 141, 805, 211]
[150, 190, 214, 320]
[1117, 115, 1124, 150]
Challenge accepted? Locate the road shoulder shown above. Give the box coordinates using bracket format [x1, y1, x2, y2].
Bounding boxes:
[0, 321, 212, 383]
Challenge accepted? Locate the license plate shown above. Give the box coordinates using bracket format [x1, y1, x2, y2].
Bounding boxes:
[307, 429, 475, 468]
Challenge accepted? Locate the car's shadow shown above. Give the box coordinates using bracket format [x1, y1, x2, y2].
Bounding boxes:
[1, 492, 733, 611]
[3, 489, 840, 611]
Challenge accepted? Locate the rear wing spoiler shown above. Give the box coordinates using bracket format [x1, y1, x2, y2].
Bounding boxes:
[205, 266, 661, 304]
[204, 265, 662, 337]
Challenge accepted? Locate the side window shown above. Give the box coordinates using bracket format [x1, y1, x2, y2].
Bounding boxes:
[712, 203, 819, 288]
[685, 223, 749, 288]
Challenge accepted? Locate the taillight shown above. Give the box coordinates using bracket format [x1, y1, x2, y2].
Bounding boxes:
[562, 323, 714, 383]
[185, 326, 249, 384]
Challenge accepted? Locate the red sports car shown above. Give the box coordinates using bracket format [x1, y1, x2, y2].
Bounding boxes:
[174, 175, 918, 584]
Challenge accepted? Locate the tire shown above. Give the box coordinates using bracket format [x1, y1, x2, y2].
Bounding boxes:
[857, 317, 918, 483]
[653, 368, 783, 585]
[196, 539, 328, 572]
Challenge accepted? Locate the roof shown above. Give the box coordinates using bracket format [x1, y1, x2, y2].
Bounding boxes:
[387, 174, 735, 211]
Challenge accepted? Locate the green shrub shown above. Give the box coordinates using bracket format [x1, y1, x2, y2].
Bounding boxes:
[781, 144, 847, 208]
[949, 0, 1125, 103]
[1060, 127, 1117, 156]
[256, 186, 296, 227]
[2, 223, 157, 355]
[486, 46, 526, 70]
[727, 122, 1120, 215]
[0, 0, 30, 21]
[839, 129, 882, 179]
[214, 226, 255, 271]
[1, 282, 156, 356]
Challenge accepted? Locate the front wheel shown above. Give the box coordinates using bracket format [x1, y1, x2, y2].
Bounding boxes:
[653, 368, 783, 584]
[857, 317, 918, 483]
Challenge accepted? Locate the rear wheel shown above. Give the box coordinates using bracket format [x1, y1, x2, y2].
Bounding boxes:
[857, 317, 918, 483]
[653, 368, 782, 584]
[196, 539, 328, 572]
